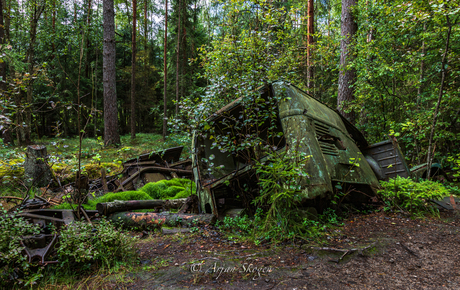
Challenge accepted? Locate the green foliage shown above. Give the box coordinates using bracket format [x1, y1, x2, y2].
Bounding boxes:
[172, 0, 302, 135]
[217, 207, 342, 244]
[0, 206, 41, 287]
[353, 0, 460, 163]
[378, 176, 448, 215]
[301, 209, 342, 240]
[447, 153, 460, 181]
[217, 215, 253, 234]
[57, 219, 136, 270]
[252, 144, 311, 240]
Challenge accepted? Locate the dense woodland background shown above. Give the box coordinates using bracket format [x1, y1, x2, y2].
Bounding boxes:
[0, 0, 458, 168]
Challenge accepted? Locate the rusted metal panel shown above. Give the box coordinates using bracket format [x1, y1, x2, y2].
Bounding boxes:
[276, 83, 381, 195]
[363, 139, 411, 181]
[123, 146, 184, 166]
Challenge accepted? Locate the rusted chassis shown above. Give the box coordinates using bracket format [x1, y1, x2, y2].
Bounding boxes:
[192, 82, 410, 216]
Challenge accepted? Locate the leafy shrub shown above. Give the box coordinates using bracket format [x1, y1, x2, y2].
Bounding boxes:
[447, 153, 460, 182]
[57, 219, 136, 270]
[217, 207, 342, 244]
[217, 215, 253, 234]
[378, 176, 448, 215]
[252, 143, 310, 241]
[0, 206, 41, 287]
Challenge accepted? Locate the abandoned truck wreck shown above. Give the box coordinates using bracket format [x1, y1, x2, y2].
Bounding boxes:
[192, 82, 410, 216]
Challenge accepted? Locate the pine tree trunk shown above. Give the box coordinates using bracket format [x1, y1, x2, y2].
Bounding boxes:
[131, 0, 137, 139]
[103, 0, 120, 146]
[426, 16, 452, 180]
[25, 1, 45, 144]
[0, 0, 13, 145]
[163, 0, 168, 139]
[307, 0, 314, 94]
[144, 0, 148, 104]
[337, 0, 357, 123]
[85, 0, 92, 79]
[175, 0, 181, 116]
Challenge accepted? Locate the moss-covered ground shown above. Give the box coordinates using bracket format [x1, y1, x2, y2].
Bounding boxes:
[0, 133, 190, 200]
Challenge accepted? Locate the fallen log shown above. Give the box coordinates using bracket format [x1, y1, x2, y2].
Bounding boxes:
[107, 212, 216, 229]
[97, 199, 187, 216]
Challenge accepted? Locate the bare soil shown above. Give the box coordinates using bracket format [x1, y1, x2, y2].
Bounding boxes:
[74, 210, 460, 290]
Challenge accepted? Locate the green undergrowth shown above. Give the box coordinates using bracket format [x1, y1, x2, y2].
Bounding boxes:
[0, 207, 137, 288]
[54, 179, 196, 210]
[216, 207, 343, 245]
[378, 176, 449, 216]
[0, 133, 191, 192]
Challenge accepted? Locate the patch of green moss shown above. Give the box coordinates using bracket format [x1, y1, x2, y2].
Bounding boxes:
[91, 190, 152, 204]
[0, 158, 25, 178]
[53, 179, 196, 210]
[140, 179, 195, 200]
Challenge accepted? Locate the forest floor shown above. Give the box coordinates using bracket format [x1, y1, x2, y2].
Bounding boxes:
[60, 209, 460, 290]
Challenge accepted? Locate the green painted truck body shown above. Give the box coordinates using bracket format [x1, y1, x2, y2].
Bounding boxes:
[192, 82, 408, 215]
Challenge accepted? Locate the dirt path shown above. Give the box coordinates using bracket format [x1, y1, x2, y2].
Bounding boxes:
[76, 211, 460, 289]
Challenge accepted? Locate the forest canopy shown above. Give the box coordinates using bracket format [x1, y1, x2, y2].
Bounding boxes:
[0, 0, 458, 169]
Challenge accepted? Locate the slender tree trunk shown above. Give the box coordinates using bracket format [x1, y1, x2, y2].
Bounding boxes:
[74, 0, 77, 23]
[163, 0, 168, 138]
[93, 44, 99, 137]
[337, 0, 357, 123]
[85, 0, 92, 79]
[306, 0, 314, 94]
[25, 1, 45, 144]
[0, 0, 12, 145]
[131, 0, 137, 139]
[175, 0, 181, 116]
[93, 5, 100, 137]
[416, 22, 426, 109]
[4, 0, 9, 42]
[103, 0, 120, 146]
[144, 0, 148, 97]
[52, 0, 56, 59]
[426, 15, 452, 180]
[181, 24, 186, 101]
[0, 0, 6, 91]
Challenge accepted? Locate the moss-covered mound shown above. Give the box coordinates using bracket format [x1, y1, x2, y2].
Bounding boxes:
[140, 178, 195, 199]
[54, 178, 196, 210]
